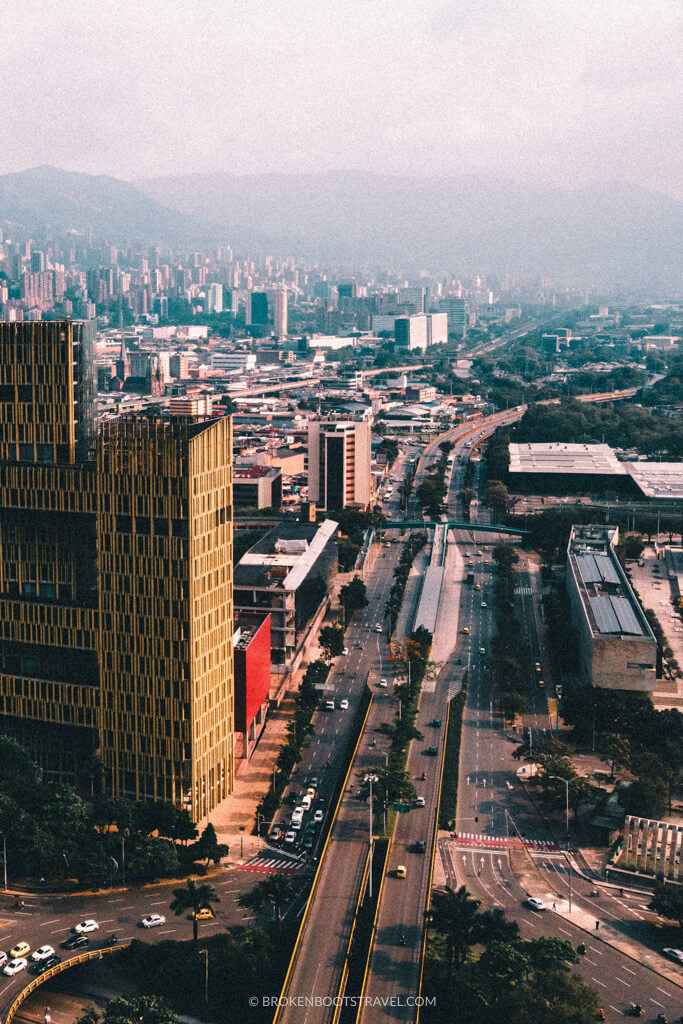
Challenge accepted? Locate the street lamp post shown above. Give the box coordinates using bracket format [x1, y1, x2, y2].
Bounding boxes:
[239, 826, 245, 859]
[364, 774, 378, 899]
[1, 833, 6, 891]
[549, 776, 570, 843]
[201, 947, 209, 1003]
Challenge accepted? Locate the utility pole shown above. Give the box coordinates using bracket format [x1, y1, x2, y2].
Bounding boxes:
[549, 775, 570, 844]
[1, 834, 6, 891]
[201, 947, 209, 1003]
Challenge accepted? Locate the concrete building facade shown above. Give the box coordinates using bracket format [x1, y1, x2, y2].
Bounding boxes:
[307, 416, 372, 510]
[566, 525, 657, 693]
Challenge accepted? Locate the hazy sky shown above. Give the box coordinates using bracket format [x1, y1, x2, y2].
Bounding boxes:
[2, 0, 681, 196]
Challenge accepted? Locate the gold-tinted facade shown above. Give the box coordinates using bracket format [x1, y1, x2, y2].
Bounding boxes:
[0, 322, 234, 820]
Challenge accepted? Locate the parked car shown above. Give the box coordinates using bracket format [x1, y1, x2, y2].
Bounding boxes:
[73, 920, 99, 934]
[526, 897, 546, 911]
[141, 914, 166, 928]
[662, 948, 683, 965]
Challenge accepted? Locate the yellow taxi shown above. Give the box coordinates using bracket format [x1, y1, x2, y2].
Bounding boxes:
[10, 942, 30, 959]
[396, 865, 407, 879]
[193, 907, 214, 921]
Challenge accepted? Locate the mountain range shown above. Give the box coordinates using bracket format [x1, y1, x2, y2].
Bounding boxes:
[1, 165, 681, 287]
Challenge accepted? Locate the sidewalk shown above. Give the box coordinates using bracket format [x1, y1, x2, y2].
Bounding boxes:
[509, 848, 683, 989]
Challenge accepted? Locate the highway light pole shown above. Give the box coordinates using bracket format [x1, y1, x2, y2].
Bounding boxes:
[549, 776, 570, 843]
[365, 774, 378, 899]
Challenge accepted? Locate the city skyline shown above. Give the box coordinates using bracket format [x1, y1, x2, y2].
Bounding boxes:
[2, 0, 681, 199]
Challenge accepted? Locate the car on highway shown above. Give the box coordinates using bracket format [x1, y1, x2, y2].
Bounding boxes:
[303, 835, 314, 850]
[396, 865, 407, 878]
[467, 560, 474, 567]
[481, 601, 487, 608]
[141, 914, 166, 928]
[426, 746, 438, 755]
[306, 785, 317, 799]
[73, 920, 99, 934]
[193, 908, 214, 921]
[339, 698, 349, 710]
[474, 583, 481, 591]
[341, 647, 349, 655]
[526, 897, 546, 911]
[430, 718, 441, 727]
[9, 942, 30, 959]
[269, 826, 283, 843]
[324, 699, 335, 710]
[31, 945, 55, 962]
[314, 809, 324, 823]
[379, 677, 388, 687]
[3, 958, 27, 976]
[479, 647, 486, 655]
[416, 796, 426, 807]
[291, 805, 304, 825]
[0, 952, 7, 968]
[462, 626, 470, 634]
[414, 841, 426, 853]
[662, 947, 683, 965]
[32, 955, 61, 975]
[60, 934, 89, 950]
[284, 830, 297, 846]
[374, 624, 382, 633]
[305, 821, 317, 835]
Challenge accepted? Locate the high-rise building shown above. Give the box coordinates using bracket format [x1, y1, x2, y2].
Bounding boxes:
[271, 289, 288, 337]
[307, 416, 371, 510]
[248, 292, 269, 326]
[0, 321, 234, 819]
[438, 298, 467, 337]
[206, 282, 223, 314]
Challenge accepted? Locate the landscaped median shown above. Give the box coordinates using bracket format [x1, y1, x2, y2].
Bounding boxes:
[438, 686, 467, 831]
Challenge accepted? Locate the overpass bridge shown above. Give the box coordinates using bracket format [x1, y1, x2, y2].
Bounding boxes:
[385, 519, 530, 537]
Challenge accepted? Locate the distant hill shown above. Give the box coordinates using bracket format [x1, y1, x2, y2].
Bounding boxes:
[136, 170, 683, 287]
[0, 165, 222, 247]
[1, 165, 680, 288]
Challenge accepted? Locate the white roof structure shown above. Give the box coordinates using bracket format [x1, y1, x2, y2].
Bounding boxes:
[508, 442, 627, 476]
[626, 462, 683, 500]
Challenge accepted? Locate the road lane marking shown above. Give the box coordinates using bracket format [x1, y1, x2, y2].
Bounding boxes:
[108, 898, 125, 903]
[620, 965, 636, 976]
[158, 929, 176, 935]
[588, 945, 603, 956]
[584, 957, 597, 966]
[591, 977, 606, 988]
[655, 987, 672, 997]
[558, 927, 572, 936]
[651, 999, 664, 1009]
[149, 901, 167, 906]
[616, 977, 630, 987]
[42, 919, 60, 925]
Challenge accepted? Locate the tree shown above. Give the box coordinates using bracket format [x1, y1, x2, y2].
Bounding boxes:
[318, 625, 345, 661]
[194, 822, 229, 866]
[625, 776, 669, 820]
[170, 877, 220, 941]
[76, 996, 179, 1024]
[429, 885, 482, 969]
[622, 533, 645, 559]
[339, 575, 368, 623]
[605, 733, 631, 778]
[127, 838, 179, 884]
[500, 692, 530, 723]
[485, 480, 509, 518]
[649, 883, 683, 930]
[523, 935, 579, 974]
[238, 873, 297, 922]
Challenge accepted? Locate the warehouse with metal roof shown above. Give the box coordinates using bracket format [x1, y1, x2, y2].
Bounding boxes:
[566, 525, 658, 693]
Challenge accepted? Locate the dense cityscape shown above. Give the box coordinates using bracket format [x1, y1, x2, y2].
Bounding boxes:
[0, 2, 682, 1023]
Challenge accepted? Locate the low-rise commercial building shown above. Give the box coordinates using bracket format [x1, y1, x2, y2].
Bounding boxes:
[233, 465, 283, 510]
[233, 615, 271, 762]
[234, 519, 338, 675]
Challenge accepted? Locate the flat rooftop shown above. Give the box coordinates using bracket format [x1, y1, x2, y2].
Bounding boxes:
[509, 443, 627, 476]
[625, 462, 683, 499]
[234, 518, 337, 592]
[568, 526, 655, 642]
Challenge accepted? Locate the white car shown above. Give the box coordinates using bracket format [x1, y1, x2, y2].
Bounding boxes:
[374, 624, 382, 633]
[3, 958, 27, 976]
[526, 897, 546, 911]
[339, 698, 349, 710]
[379, 678, 388, 688]
[416, 796, 426, 807]
[31, 945, 55, 962]
[342, 647, 349, 656]
[481, 601, 487, 608]
[284, 830, 297, 845]
[313, 809, 324, 823]
[73, 919, 99, 934]
[479, 647, 486, 655]
[662, 947, 683, 965]
[141, 914, 166, 929]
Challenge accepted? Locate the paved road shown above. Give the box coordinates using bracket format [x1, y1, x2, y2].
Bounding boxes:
[0, 867, 256, 1017]
[358, 413, 524, 1023]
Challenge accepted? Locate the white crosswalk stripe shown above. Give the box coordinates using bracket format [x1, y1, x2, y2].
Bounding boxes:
[514, 586, 532, 595]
